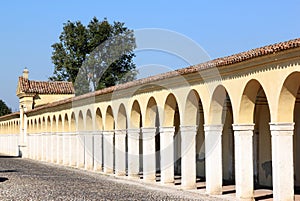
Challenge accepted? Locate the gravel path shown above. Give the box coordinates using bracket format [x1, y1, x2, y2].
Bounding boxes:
[0, 155, 224, 201]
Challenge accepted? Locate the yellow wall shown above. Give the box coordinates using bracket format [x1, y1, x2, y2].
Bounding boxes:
[34, 94, 74, 108]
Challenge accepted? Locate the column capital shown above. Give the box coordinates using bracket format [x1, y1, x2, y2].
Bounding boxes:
[114, 129, 127, 136]
[56, 132, 64, 136]
[180, 125, 198, 133]
[141, 127, 156, 133]
[43, 132, 51, 136]
[127, 128, 141, 133]
[83, 131, 96, 136]
[232, 124, 255, 131]
[204, 124, 223, 132]
[159, 126, 175, 133]
[102, 130, 114, 136]
[61, 132, 72, 136]
[269, 122, 294, 131]
[68, 132, 77, 136]
[127, 128, 140, 139]
[78, 131, 93, 136]
[93, 130, 103, 136]
[141, 127, 156, 139]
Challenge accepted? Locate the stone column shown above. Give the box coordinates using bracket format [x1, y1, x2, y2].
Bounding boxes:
[69, 132, 77, 166]
[29, 134, 34, 159]
[63, 132, 70, 165]
[57, 132, 63, 164]
[205, 124, 223, 195]
[41, 133, 46, 161]
[103, 130, 114, 174]
[233, 124, 254, 201]
[84, 131, 94, 170]
[127, 128, 140, 178]
[142, 127, 157, 181]
[270, 123, 294, 201]
[160, 126, 175, 184]
[46, 132, 52, 162]
[32, 135, 36, 159]
[180, 125, 198, 189]
[51, 133, 57, 163]
[76, 132, 85, 168]
[93, 131, 103, 171]
[37, 133, 42, 160]
[28, 134, 32, 159]
[33, 134, 37, 159]
[115, 129, 127, 176]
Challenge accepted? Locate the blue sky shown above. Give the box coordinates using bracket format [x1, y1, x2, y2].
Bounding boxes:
[0, 0, 299, 110]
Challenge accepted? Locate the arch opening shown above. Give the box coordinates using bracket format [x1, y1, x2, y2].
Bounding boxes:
[164, 94, 181, 177]
[184, 90, 206, 180]
[145, 97, 160, 174]
[86, 109, 93, 131]
[209, 86, 235, 186]
[253, 87, 272, 189]
[130, 101, 143, 174]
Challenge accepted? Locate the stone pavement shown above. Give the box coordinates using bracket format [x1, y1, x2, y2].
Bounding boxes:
[0, 155, 223, 201]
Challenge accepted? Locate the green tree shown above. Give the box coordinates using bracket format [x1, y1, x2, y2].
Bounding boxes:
[50, 17, 137, 95]
[0, 100, 12, 116]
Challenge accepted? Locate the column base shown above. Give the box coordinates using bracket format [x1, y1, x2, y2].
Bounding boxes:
[18, 144, 27, 158]
[128, 174, 140, 179]
[206, 190, 222, 196]
[104, 168, 114, 174]
[160, 181, 174, 186]
[143, 174, 156, 182]
[236, 197, 254, 201]
[180, 184, 197, 190]
[85, 165, 94, 170]
[115, 171, 126, 176]
[77, 164, 85, 169]
[94, 165, 103, 172]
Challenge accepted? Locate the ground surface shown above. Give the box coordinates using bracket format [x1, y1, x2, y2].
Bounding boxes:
[0, 155, 223, 201]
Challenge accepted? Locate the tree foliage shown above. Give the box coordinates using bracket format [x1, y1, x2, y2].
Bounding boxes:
[50, 17, 137, 95]
[0, 100, 12, 116]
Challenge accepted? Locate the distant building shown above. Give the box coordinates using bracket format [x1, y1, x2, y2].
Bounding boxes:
[16, 68, 74, 110]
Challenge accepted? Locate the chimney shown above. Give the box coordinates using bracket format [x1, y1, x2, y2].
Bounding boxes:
[23, 67, 29, 79]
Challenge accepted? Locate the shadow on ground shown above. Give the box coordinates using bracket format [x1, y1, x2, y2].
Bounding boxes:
[0, 177, 8, 182]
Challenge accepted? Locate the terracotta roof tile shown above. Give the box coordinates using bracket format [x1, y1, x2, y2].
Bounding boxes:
[191, 37, 300, 70]
[19, 77, 74, 94]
